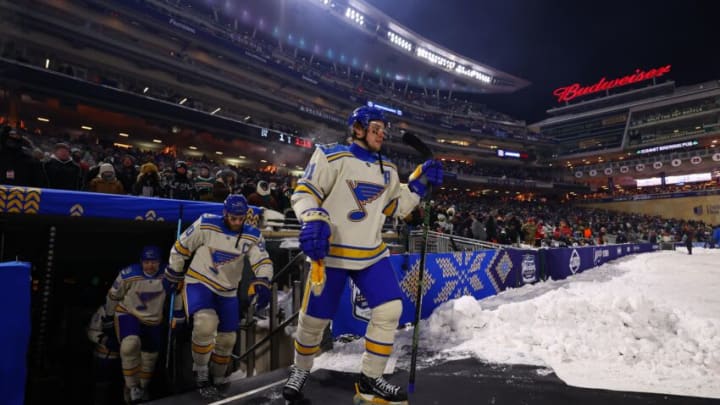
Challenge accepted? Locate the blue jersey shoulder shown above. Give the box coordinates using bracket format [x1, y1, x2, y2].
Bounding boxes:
[119, 264, 143, 279]
[319, 143, 349, 156]
[241, 223, 262, 239]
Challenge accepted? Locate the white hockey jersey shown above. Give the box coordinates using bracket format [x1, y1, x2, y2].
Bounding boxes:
[166, 214, 273, 298]
[105, 264, 167, 325]
[292, 143, 420, 270]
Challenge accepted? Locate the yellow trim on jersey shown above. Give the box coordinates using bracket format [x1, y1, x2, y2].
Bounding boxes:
[186, 269, 233, 292]
[241, 234, 260, 244]
[199, 224, 224, 234]
[192, 342, 214, 355]
[328, 243, 388, 260]
[326, 152, 354, 163]
[294, 184, 322, 204]
[140, 371, 153, 379]
[251, 258, 272, 271]
[174, 240, 191, 256]
[294, 340, 320, 356]
[365, 338, 393, 357]
[382, 198, 399, 217]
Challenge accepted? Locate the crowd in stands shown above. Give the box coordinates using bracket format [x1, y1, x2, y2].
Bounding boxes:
[579, 181, 720, 200]
[4, 123, 718, 252]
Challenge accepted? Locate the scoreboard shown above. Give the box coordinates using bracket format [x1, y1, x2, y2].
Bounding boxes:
[257, 127, 313, 149]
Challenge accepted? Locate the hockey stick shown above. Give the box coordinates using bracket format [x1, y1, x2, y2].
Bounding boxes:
[402, 131, 433, 393]
[165, 203, 183, 389]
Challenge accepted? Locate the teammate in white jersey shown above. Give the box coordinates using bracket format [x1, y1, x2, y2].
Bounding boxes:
[103, 245, 179, 403]
[283, 106, 443, 404]
[164, 194, 273, 391]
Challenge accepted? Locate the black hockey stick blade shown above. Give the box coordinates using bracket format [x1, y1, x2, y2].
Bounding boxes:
[402, 131, 434, 160]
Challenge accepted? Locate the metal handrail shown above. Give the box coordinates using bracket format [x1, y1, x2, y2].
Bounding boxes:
[408, 230, 503, 253]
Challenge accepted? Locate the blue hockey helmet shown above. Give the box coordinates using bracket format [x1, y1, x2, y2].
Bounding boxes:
[141, 245, 162, 262]
[224, 194, 248, 216]
[347, 106, 388, 130]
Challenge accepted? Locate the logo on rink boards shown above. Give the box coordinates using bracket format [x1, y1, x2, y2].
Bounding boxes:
[569, 249, 581, 274]
[521, 254, 537, 284]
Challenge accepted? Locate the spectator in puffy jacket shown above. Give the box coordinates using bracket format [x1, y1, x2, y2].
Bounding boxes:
[88, 163, 125, 194]
[132, 163, 162, 197]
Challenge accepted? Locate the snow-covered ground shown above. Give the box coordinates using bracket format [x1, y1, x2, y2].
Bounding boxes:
[314, 248, 720, 399]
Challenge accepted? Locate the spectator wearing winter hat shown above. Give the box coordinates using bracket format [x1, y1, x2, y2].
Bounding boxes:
[116, 155, 138, 194]
[132, 162, 162, 197]
[163, 161, 197, 200]
[0, 126, 44, 187]
[193, 164, 215, 201]
[212, 169, 237, 202]
[42, 142, 84, 190]
[248, 180, 278, 210]
[88, 163, 125, 194]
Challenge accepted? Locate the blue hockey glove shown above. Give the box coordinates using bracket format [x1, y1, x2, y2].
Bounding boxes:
[409, 160, 444, 198]
[299, 208, 332, 261]
[248, 277, 272, 311]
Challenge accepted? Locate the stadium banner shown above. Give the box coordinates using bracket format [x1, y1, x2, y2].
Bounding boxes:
[0, 185, 264, 226]
[544, 243, 656, 280]
[332, 250, 504, 337]
[0, 261, 31, 405]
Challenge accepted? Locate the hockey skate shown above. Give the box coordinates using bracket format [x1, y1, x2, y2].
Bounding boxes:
[195, 366, 225, 401]
[353, 374, 408, 405]
[283, 365, 310, 403]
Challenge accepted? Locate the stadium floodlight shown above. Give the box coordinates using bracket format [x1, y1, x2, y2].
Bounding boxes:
[45, 58, 50, 69]
[188, 146, 197, 150]
[143, 86, 149, 94]
[387, 31, 412, 52]
[81, 125, 93, 131]
[118, 132, 129, 137]
[345, 7, 364, 26]
[416, 47, 456, 70]
[454, 65, 492, 83]
[215, 151, 223, 155]
[179, 97, 187, 105]
[210, 107, 221, 115]
[152, 139, 162, 143]
[37, 117, 50, 122]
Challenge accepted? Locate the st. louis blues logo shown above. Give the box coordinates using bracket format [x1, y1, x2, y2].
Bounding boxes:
[209, 249, 242, 274]
[346, 180, 386, 221]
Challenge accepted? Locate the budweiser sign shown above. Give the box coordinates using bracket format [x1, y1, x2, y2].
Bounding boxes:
[553, 65, 672, 103]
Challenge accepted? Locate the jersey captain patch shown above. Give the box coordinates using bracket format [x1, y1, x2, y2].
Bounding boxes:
[346, 180, 386, 221]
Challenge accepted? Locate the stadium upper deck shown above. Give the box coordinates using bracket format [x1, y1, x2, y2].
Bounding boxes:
[194, 0, 530, 94]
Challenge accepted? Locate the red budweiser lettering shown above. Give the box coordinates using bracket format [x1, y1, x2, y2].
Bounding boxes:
[553, 65, 672, 103]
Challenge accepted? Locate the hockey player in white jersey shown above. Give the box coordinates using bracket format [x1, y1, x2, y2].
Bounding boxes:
[103, 245, 181, 403]
[164, 194, 273, 395]
[282, 106, 443, 404]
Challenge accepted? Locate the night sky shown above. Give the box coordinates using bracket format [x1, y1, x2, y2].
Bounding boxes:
[365, 0, 720, 123]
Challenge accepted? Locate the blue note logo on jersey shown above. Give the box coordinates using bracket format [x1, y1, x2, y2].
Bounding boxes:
[135, 290, 164, 311]
[210, 249, 242, 268]
[346, 180, 386, 222]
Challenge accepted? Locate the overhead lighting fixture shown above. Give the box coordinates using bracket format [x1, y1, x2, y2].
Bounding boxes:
[45, 58, 50, 69]
[243, 116, 252, 122]
[113, 142, 132, 149]
[118, 132, 129, 137]
[81, 125, 93, 131]
[188, 146, 198, 150]
[215, 151, 223, 155]
[345, 7, 364, 26]
[210, 107, 221, 115]
[152, 139, 162, 143]
[37, 117, 50, 122]
[239, 155, 246, 159]
[143, 86, 149, 93]
[387, 31, 412, 52]
[179, 97, 187, 105]
[260, 159, 268, 163]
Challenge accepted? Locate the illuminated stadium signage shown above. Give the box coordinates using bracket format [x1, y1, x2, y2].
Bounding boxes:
[367, 101, 402, 116]
[553, 65, 672, 103]
[635, 140, 698, 155]
[497, 149, 529, 159]
[259, 127, 313, 149]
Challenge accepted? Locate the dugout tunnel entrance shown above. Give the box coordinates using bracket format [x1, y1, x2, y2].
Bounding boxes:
[0, 212, 299, 404]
